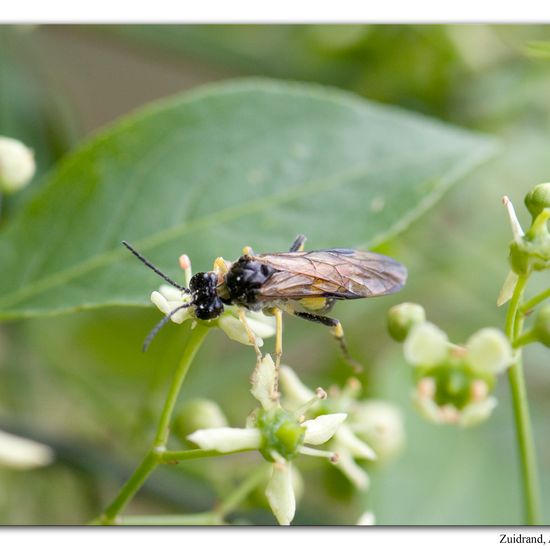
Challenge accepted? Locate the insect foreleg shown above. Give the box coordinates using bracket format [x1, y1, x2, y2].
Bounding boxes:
[287, 310, 363, 372]
[237, 308, 263, 364]
[274, 308, 284, 370]
[289, 234, 307, 252]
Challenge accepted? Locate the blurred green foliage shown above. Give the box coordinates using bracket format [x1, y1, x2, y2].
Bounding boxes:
[1, 24, 550, 525]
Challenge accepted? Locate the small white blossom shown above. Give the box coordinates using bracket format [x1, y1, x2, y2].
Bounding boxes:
[0, 430, 54, 470]
[150, 284, 275, 346]
[151, 285, 192, 324]
[0, 136, 35, 194]
[350, 400, 405, 461]
[403, 322, 449, 367]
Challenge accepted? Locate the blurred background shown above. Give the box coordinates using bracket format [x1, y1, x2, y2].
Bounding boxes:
[1, 24, 550, 525]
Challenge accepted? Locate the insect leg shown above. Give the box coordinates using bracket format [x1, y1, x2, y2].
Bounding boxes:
[237, 308, 263, 364]
[274, 308, 284, 369]
[288, 310, 363, 372]
[289, 234, 307, 252]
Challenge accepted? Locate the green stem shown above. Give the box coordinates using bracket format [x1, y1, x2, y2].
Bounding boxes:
[98, 324, 210, 525]
[521, 288, 550, 314]
[512, 329, 538, 349]
[154, 324, 210, 446]
[505, 274, 542, 525]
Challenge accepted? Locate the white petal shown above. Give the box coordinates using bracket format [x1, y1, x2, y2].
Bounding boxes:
[497, 271, 519, 307]
[218, 315, 264, 347]
[502, 195, 525, 240]
[279, 365, 316, 409]
[151, 291, 170, 315]
[0, 430, 54, 470]
[412, 390, 442, 424]
[250, 354, 279, 410]
[158, 284, 184, 301]
[350, 400, 405, 460]
[458, 397, 498, 428]
[244, 310, 277, 338]
[187, 427, 261, 453]
[466, 328, 513, 375]
[333, 424, 376, 460]
[302, 413, 347, 446]
[333, 448, 370, 490]
[404, 322, 448, 367]
[265, 462, 296, 525]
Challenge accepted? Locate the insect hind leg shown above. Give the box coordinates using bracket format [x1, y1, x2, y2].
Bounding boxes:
[290, 310, 363, 372]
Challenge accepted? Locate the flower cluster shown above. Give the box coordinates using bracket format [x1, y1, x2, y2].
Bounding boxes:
[388, 303, 513, 427]
[187, 355, 347, 525]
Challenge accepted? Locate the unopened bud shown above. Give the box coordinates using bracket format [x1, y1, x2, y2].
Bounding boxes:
[525, 183, 550, 220]
[0, 136, 35, 194]
[534, 305, 550, 347]
[387, 302, 426, 342]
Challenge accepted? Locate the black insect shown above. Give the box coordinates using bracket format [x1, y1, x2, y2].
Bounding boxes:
[122, 235, 407, 358]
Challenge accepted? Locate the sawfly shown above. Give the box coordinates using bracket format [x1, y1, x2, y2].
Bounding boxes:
[123, 235, 407, 365]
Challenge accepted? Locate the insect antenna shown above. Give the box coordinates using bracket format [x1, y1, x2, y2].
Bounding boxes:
[142, 303, 194, 352]
[122, 240, 189, 292]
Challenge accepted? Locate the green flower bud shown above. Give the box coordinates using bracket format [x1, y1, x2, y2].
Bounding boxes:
[173, 398, 228, 441]
[525, 183, 550, 220]
[533, 305, 550, 347]
[0, 136, 35, 194]
[387, 302, 426, 342]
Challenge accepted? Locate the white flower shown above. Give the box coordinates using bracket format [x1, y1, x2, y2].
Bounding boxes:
[350, 400, 405, 461]
[0, 430, 54, 470]
[403, 322, 449, 367]
[151, 285, 193, 324]
[412, 377, 497, 427]
[187, 355, 346, 525]
[0, 136, 35, 194]
[150, 284, 275, 347]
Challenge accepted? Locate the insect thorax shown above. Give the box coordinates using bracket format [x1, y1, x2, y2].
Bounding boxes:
[189, 271, 224, 320]
[224, 257, 276, 307]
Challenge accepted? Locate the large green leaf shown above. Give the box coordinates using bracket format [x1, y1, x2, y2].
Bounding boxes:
[0, 79, 496, 319]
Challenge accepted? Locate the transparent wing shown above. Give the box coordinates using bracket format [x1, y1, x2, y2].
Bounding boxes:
[253, 249, 407, 300]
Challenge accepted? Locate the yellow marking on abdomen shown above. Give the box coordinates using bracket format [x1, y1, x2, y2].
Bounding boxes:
[299, 297, 328, 311]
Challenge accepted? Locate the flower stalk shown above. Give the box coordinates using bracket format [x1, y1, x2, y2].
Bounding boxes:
[505, 274, 542, 525]
[98, 323, 210, 525]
